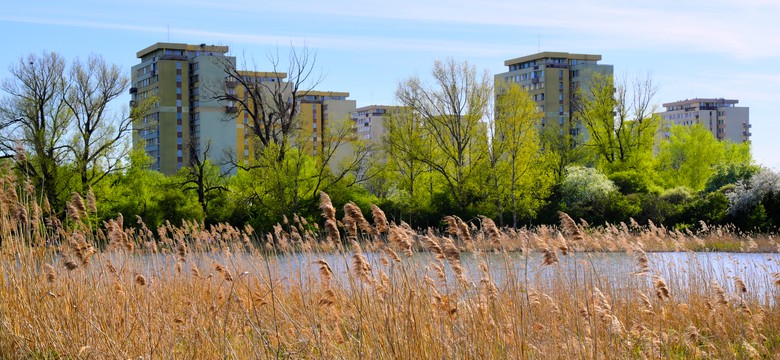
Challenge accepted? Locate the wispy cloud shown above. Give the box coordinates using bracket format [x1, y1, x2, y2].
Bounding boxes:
[4, 0, 778, 59]
[202, 0, 780, 60]
[0, 15, 518, 57]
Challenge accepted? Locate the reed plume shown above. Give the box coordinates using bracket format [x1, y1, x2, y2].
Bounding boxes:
[370, 204, 388, 234]
[558, 211, 584, 242]
[652, 275, 670, 300]
[319, 192, 336, 222]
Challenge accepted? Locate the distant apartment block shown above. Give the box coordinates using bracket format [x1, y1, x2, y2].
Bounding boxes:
[351, 105, 396, 143]
[132, 42, 355, 174]
[659, 98, 750, 143]
[298, 91, 356, 160]
[495, 51, 613, 139]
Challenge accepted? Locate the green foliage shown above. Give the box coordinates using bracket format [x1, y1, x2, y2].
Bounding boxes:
[656, 124, 726, 191]
[705, 162, 758, 193]
[1, 53, 772, 233]
[489, 82, 554, 226]
[608, 169, 656, 195]
[577, 73, 660, 174]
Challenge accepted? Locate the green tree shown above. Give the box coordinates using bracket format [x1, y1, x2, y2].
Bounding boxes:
[395, 58, 492, 210]
[656, 124, 752, 191]
[382, 107, 432, 216]
[577, 73, 660, 173]
[656, 124, 728, 191]
[490, 81, 553, 226]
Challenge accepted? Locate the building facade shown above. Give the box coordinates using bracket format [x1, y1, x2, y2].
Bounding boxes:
[495, 51, 613, 139]
[659, 98, 750, 143]
[132, 42, 356, 173]
[131, 42, 235, 174]
[297, 91, 356, 158]
[351, 105, 395, 144]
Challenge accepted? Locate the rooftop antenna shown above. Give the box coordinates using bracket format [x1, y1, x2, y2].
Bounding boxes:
[538, 34, 540, 52]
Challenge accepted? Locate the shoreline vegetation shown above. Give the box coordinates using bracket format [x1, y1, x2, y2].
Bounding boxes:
[2, 189, 780, 358]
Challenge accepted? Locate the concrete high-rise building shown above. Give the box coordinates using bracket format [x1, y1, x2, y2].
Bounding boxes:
[351, 105, 396, 143]
[132, 42, 356, 173]
[298, 91, 357, 167]
[495, 51, 613, 139]
[131, 42, 235, 174]
[349, 105, 395, 178]
[659, 98, 750, 143]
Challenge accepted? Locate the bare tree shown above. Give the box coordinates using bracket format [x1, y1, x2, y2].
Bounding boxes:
[0, 52, 71, 208]
[212, 46, 323, 166]
[180, 140, 227, 220]
[395, 58, 492, 209]
[63, 54, 150, 192]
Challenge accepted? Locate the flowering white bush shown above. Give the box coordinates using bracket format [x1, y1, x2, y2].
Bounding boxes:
[726, 167, 780, 215]
[561, 166, 618, 210]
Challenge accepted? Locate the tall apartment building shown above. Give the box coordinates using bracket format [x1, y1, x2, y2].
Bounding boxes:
[131, 43, 236, 174]
[659, 98, 750, 143]
[349, 105, 395, 178]
[495, 51, 613, 139]
[133, 42, 356, 173]
[295, 91, 356, 169]
[351, 105, 395, 143]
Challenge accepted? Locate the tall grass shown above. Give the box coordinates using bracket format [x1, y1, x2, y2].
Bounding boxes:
[1, 172, 779, 358]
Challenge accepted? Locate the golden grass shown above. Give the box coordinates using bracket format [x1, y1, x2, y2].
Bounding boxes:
[1, 183, 779, 358]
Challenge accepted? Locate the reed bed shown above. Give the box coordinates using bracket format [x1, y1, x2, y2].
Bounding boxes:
[1, 183, 780, 358]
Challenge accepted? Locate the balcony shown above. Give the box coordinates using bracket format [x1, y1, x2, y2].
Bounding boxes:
[743, 131, 752, 137]
[129, 100, 136, 107]
[225, 106, 238, 114]
[225, 81, 237, 88]
[160, 54, 188, 61]
[129, 87, 138, 94]
[743, 123, 752, 128]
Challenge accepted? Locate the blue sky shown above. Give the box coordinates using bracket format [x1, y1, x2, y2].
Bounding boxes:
[2, 0, 779, 168]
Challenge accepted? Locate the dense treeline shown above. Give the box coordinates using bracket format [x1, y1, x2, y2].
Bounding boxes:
[0, 52, 775, 233]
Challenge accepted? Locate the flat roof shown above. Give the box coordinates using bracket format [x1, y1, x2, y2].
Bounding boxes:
[353, 105, 401, 112]
[662, 98, 739, 107]
[303, 91, 350, 97]
[504, 51, 602, 66]
[237, 70, 288, 79]
[136, 42, 229, 58]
